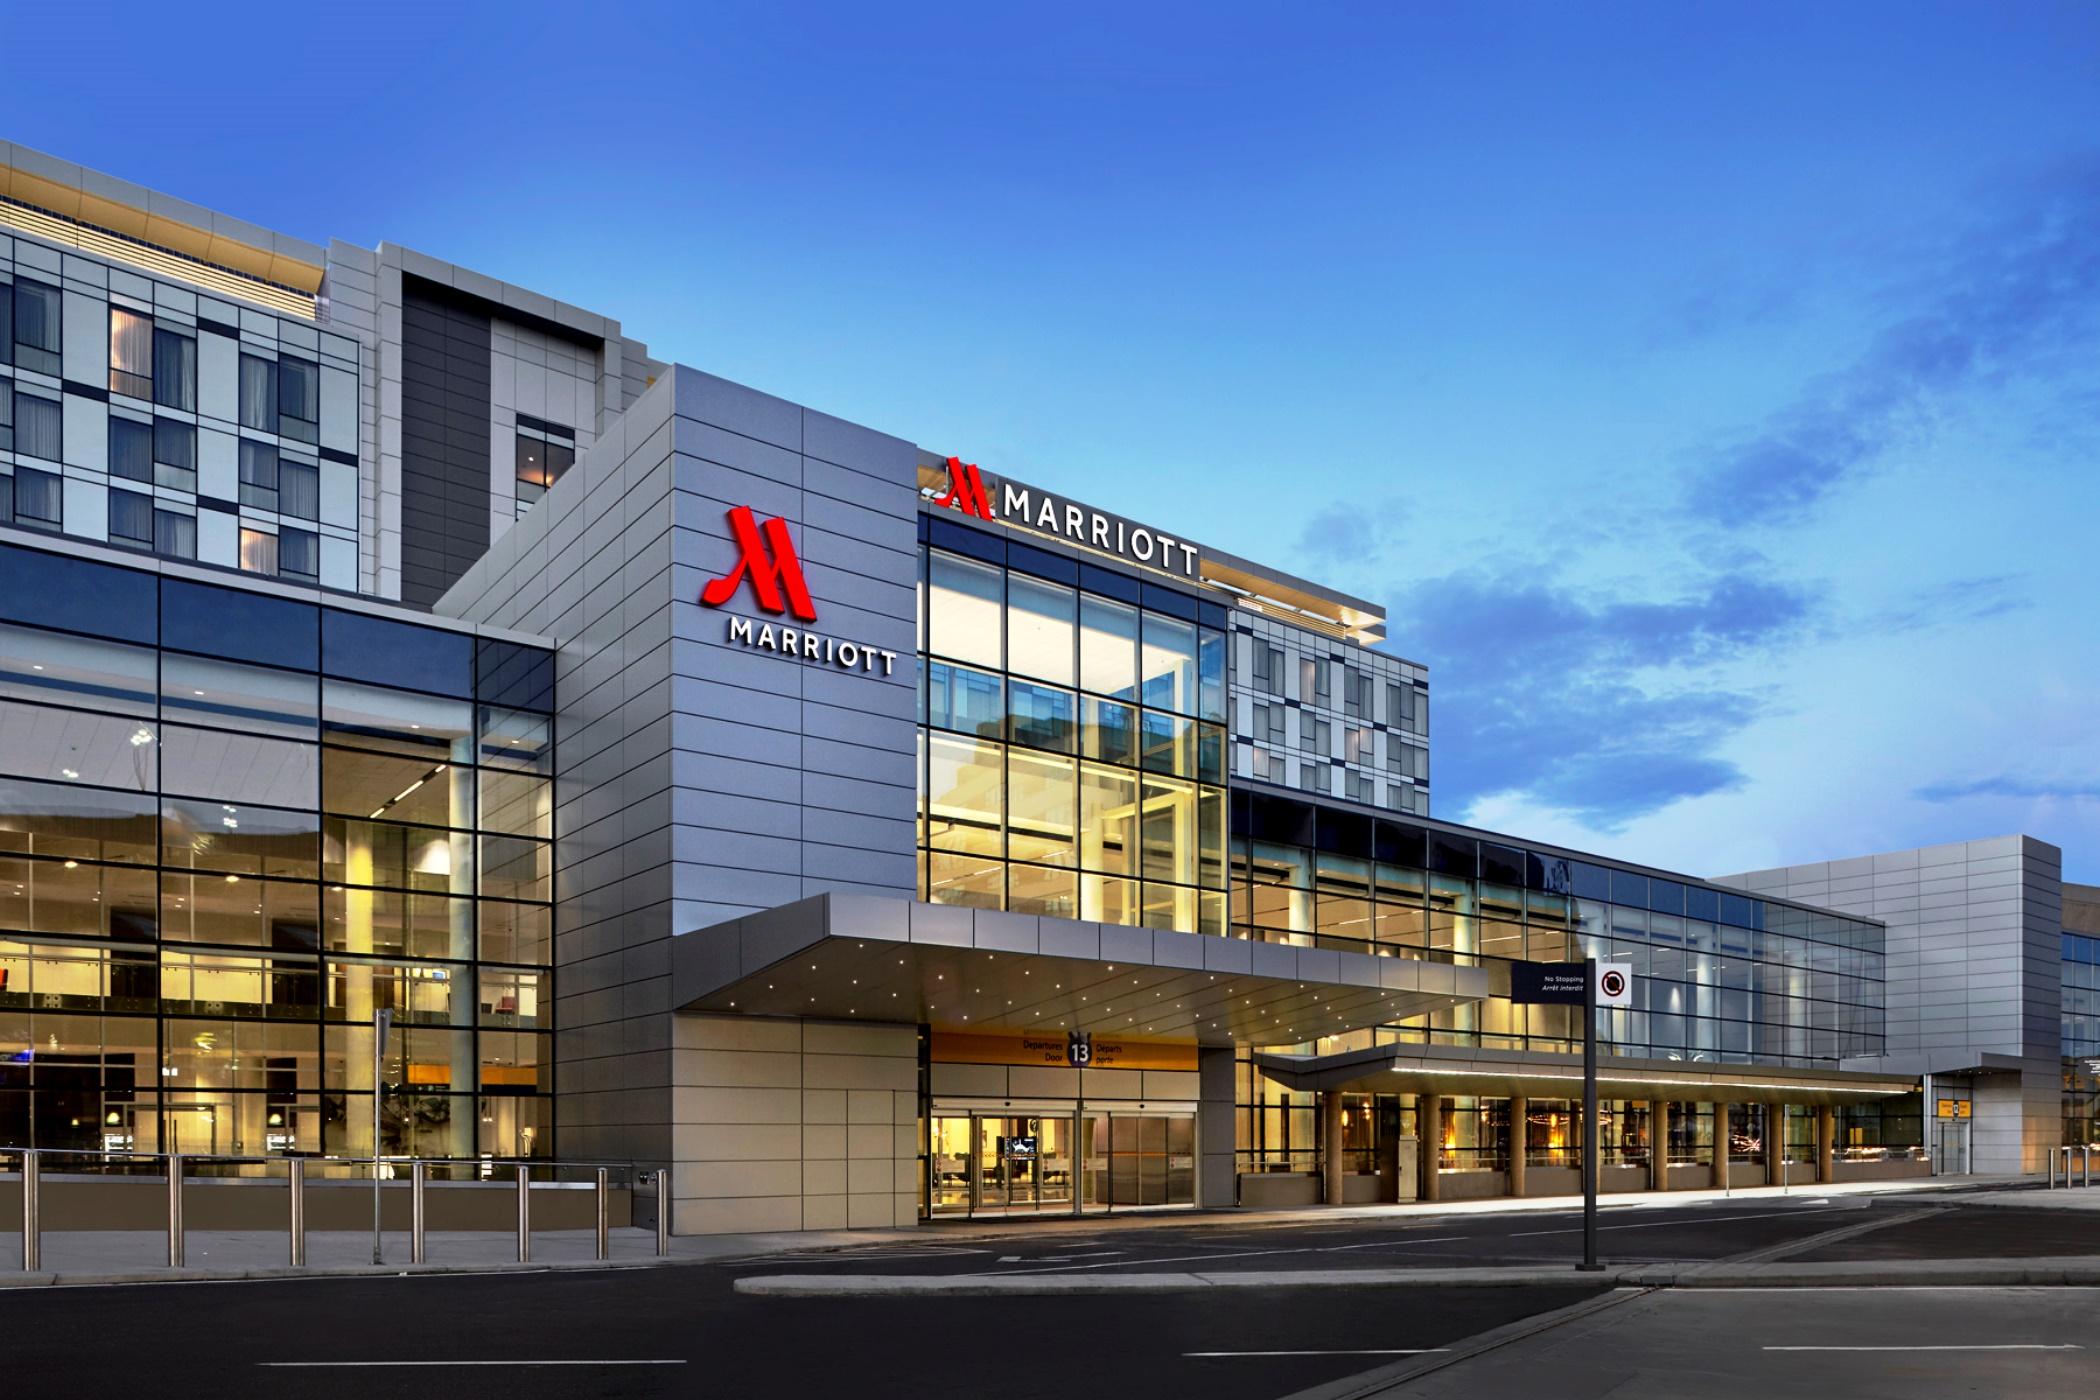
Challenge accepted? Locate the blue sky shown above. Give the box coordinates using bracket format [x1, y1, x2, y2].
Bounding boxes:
[10, 2, 2099, 877]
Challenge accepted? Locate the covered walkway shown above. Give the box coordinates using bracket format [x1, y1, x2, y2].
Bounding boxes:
[1254, 1042, 1924, 1207]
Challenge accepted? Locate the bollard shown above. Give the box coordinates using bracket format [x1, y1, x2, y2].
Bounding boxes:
[289, 1157, 306, 1267]
[2048, 1147, 2059, 1189]
[655, 1167, 672, 1257]
[2084, 1144, 2092, 1189]
[21, 1150, 40, 1273]
[515, 1164, 532, 1264]
[595, 1167, 610, 1262]
[411, 1159, 428, 1265]
[167, 1154, 185, 1268]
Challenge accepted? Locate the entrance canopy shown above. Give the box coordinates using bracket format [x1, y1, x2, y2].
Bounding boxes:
[672, 894, 1487, 1046]
[1256, 1041, 1919, 1107]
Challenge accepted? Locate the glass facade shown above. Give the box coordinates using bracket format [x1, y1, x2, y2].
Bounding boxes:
[0, 233, 359, 587]
[0, 543, 554, 1162]
[1227, 790, 1887, 1178]
[915, 520, 1231, 934]
[2066, 931, 2100, 1147]
[1229, 792, 1885, 1065]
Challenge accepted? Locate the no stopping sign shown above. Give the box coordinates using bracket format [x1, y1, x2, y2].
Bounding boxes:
[1594, 962, 1632, 1007]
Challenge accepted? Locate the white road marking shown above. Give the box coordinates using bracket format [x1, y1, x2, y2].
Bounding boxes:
[1509, 1209, 1825, 1238]
[983, 1246, 1303, 1275]
[258, 1360, 688, 1368]
[1317, 1236, 1467, 1252]
[1185, 1348, 1449, 1358]
[1764, 1344, 2081, 1352]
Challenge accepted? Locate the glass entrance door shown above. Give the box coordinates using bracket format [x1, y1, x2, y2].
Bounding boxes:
[976, 1115, 1074, 1213]
[930, 1116, 973, 1214]
[927, 1114, 1082, 1217]
[1934, 1118, 1970, 1175]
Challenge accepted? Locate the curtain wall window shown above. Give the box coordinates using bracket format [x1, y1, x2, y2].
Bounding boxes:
[110, 417, 154, 483]
[13, 281, 61, 374]
[153, 329, 197, 412]
[280, 528, 320, 581]
[14, 390, 60, 461]
[278, 358, 319, 443]
[154, 509, 197, 560]
[110, 309, 155, 399]
[0, 381, 11, 452]
[240, 440, 280, 510]
[279, 461, 320, 521]
[0, 277, 12, 365]
[239, 355, 278, 433]
[153, 419, 196, 471]
[239, 528, 279, 576]
[14, 467, 61, 527]
[109, 489, 154, 547]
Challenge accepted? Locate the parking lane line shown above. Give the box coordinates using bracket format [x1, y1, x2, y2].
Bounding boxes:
[258, 1360, 688, 1368]
[1508, 1209, 1833, 1238]
[1185, 1348, 1449, 1358]
[1762, 1344, 2081, 1352]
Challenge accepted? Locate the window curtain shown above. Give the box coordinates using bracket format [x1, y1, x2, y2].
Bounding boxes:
[110, 417, 154, 482]
[153, 419, 197, 471]
[109, 489, 153, 545]
[280, 528, 319, 580]
[278, 358, 318, 442]
[239, 528, 279, 576]
[239, 354, 278, 432]
[110, 309, 154, 398]
[279, 461, 320, 521]
[154, 329, 197, 412]
[154, 510, 197, 560]
[14, 392, 60, 461]
[14, 467, 61, 525]
[14, 281, 61, 363]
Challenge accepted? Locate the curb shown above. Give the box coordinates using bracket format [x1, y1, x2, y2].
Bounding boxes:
[732, 1256, 2100, 1296]
[0, 1256, 677, 1289]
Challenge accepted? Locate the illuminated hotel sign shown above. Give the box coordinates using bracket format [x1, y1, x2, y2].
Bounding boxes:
[932, 457, 1200, 579]
[699, 505, 899, 677]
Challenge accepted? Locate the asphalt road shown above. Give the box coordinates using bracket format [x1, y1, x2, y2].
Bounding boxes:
[8, 1194, 2098, 1399]
[727, 1194, 2100, 1277]
[1379, 1285, 2100, 1400]
[0, 1266, 1601, 1399]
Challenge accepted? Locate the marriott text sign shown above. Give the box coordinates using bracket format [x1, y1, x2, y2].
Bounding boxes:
[698, 505, 899, 677]
[932, 457, 1199, 579]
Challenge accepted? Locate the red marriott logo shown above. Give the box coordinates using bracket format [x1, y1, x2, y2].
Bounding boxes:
[933, 456, 996, 520]
[698, 505, 818, 622]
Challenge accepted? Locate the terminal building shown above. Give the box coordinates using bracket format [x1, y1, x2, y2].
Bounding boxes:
[0, 139, 2080, 1233]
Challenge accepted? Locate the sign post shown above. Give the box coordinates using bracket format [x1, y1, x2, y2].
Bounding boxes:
[1586, 960, 1632, 1272]
[1514, 957, 1627, 1272]
[372, 1007, 392, 1266]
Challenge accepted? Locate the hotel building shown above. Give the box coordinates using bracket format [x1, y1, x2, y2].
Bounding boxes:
[0, 140, 2073, 1232]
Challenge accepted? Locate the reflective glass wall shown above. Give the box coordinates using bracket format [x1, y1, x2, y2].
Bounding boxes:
[0, 543, 554, 1160]
[1231, 793, 1885, 1067]
[2067, 931, 2100, 1147]
[916, 519, 1230, 934]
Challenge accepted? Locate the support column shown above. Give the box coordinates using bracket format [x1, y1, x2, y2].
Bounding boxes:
[1647, 1101, 1667, 1191]
[1765, 1105, 1785, 1187]
[1714, 1101, 1732, 1189]
[1816, 1105, 1836, 1184]
[1418, 1095, 1442, 1203]
[1507, 1096, 1528, 1198]
[1321, 1091, 1345, 1207]
[1195, 1048, 1236, 1209]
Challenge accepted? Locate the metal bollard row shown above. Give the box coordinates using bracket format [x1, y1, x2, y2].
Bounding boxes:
[12, 1153, 654, 1272]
